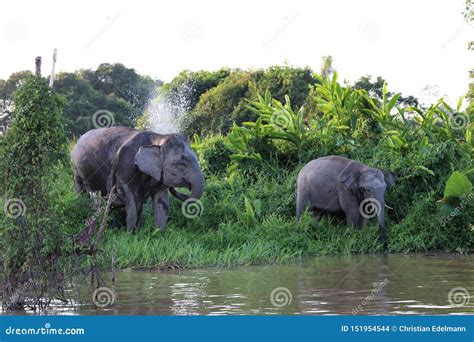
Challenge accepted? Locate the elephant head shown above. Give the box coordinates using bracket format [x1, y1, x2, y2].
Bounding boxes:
[339, 163, 396, 244]
[134, 135, 205, 201]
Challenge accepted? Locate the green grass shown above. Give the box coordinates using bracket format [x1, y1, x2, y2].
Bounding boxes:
[94, 170, 471, 269]
[44, 136, 473, 271]
[100, 215, 382, 269]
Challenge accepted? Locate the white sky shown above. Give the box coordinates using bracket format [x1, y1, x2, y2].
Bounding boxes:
[1, 0, 472, 105]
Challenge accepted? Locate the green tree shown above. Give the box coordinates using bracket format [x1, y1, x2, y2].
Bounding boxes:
[464, 1, 473, 112]
[184, 66, 315, 136]
[0, 71, 33, 132]
[353, 75, 419, 107]
[159, 69, 231, 112]
[54, 72, 136, 138]
[1, 76, 68, 310]
[81, 63, 160, 116]
[187, 71, 252, 135]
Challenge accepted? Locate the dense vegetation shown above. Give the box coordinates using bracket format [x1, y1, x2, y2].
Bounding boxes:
[0, 63, 160, 138]
[111, 69, 472, 269]
[0, 76, 70, 309]
[1, 62, 473, 274]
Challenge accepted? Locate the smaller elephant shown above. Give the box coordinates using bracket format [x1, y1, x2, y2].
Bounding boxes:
[296, 156, 396, 244]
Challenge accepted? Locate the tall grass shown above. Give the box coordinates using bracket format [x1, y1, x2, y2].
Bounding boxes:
[47, 72, 473, 270]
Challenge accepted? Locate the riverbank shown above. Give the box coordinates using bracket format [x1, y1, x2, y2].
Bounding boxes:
[95, 172, 471, 270]
[43, 149, 472, 271]
[3, 68, 471, 272]
[3, 254, 472, 315]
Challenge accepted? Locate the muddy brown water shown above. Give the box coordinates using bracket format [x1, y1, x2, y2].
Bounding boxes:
[2, 254, 474, 315]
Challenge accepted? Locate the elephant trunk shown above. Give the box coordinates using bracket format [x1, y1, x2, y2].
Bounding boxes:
[169, 168, 204, 201]
[189, 171, 204, 199]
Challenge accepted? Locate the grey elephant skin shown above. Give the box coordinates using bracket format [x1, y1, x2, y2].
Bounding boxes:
[71, 127, 204, 231]
[296, 156, 396, 244]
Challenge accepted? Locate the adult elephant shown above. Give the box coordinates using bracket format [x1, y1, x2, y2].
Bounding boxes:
[296, 156, 396, 244]
[71, 127, 204, 231]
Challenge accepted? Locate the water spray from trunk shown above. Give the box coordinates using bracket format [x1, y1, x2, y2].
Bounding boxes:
[145, 81, 194, 134]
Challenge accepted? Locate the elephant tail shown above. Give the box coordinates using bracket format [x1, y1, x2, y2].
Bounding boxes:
[296, 191, 308, 222]
[107, 157, 119, 195]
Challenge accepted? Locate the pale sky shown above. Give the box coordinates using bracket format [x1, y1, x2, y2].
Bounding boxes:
[1, 0, 472, 105]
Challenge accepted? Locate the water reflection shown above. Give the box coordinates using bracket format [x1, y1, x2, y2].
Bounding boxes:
[2, 254, 473, 315]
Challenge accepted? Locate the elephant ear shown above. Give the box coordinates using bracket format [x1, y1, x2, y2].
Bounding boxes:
[338, 162, 361, 193]
[383, 171, 397, 190]
[135, 145, 163, 182]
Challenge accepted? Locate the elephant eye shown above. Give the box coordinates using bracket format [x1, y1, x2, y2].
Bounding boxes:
[176, 162, 187, 171]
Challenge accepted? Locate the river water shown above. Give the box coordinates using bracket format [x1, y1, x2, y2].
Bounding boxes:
[3, 254, 474, 315]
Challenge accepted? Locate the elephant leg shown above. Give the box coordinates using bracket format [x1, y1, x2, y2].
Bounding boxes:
[135, 200, 145, 230]
[125, 200, 138, 232]
[74, 173, 85, 192]
[362, 217, 370, 227]
[339, 195, 362, 228]
[311, 207, 323, 220]
[120, 182, 140, 232]
[296, 192, 309, 222]
[152, 188, 169, 231]
[346, 213, 362, 228]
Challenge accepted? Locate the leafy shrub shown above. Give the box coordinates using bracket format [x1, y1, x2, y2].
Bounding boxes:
[192, 134, 233, 175]
[0, 76, 69, 309]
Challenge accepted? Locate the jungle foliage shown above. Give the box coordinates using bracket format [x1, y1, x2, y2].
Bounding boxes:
[0, 63, 472, 273]
[0, 76, 71, 309]
[0, 63, 160, 138]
